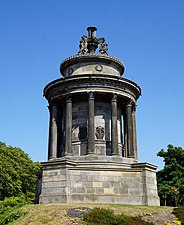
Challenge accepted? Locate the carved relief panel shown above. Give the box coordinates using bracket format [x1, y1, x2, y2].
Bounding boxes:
[95, 126, 105, 139]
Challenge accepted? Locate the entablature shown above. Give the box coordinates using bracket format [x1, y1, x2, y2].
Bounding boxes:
[44, 74, 141, 103]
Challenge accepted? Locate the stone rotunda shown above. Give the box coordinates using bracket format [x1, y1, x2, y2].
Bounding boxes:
[39, 27, 159, 205]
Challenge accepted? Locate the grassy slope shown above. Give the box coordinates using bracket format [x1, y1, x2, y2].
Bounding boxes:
[12, 204, 174, 225]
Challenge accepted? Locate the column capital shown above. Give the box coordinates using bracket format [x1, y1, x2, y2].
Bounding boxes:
[132, 104, 137, 112]
[48, 103, 58, 115]
[111, 93, 117, 102]
[48, 101, 58, 111]
[126, 99, 133, 108]
[66, 94, 72, 103]
[88, 91, 94, 100]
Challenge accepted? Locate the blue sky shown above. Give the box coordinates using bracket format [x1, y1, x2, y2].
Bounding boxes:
[0, 0, 184, 170]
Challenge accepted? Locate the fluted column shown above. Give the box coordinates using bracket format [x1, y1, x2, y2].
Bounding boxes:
[88, 92, 95, 154]
[65, 94, 72, 156]
[126, 100, 134, 158]
[132, 105, 138, 160]
[48, 103, 58, 160]
[111, 94, 119, 155]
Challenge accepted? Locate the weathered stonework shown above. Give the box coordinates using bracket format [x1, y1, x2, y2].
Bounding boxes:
[39, 27, 160, 206]
[40, 157, 159, 205]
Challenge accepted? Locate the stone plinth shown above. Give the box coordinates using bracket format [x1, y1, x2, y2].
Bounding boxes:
[39, 157, 159, 206]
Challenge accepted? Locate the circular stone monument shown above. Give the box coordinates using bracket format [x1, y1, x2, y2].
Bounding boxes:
[39, 27, 160, 206]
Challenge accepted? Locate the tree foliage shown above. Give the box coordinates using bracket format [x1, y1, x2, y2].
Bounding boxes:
[0, 142, 41, 201]
[157, 144, 184, 206]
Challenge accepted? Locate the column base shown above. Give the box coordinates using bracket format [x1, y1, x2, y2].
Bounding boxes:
[112, 153, 119, 156]
[87, 152, 96, 155]
[128, 155, 135, 158]
[65, 153, 73, 156]
[48, 157, 57, 161]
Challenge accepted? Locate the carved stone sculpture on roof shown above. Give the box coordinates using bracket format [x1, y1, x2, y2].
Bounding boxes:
[99, 37, 108, 55]
[78, 35, 88, 54]
[78, 27, 108, 55]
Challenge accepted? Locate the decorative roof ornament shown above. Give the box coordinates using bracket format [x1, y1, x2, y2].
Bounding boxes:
[78, 26, 108, 55]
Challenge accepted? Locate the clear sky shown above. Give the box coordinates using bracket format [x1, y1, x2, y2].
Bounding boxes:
[0, 0, 184, 170]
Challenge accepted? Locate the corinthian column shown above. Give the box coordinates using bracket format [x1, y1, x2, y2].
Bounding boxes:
[65, 94, 72, 156]
[132, 105, 138, 160]
[123, 111, 128, 157]
[48, 103, 58, 160]
[126, 100, 134, 158]
[88, 92, 95, 154]
[111, 94, 119, 155]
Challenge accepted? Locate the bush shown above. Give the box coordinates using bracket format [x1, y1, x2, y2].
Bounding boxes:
[0, 142, 41, 201]
[0, 196, 28, 214]
[174, 208, 184, 225]
[0, 196, 28, 225]
[83, 207, 154, 225]
[1, 196, 28, 208]
[83, 207, 126, 225]
[0, 208, 23, 225]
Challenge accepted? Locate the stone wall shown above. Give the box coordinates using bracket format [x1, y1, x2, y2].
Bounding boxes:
[40, 167, 68, 203]
[68, 169, 144, 204]
[39, 159, 160, 206]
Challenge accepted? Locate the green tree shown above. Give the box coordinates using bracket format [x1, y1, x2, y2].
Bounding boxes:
[0, 142, 41, 201]
[157, 144, 184, 206]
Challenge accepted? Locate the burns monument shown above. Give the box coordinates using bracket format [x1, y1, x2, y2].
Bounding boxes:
[39, 27, 159, 206]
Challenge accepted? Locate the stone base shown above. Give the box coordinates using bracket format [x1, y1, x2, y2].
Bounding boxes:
[39, 156, 160, 206]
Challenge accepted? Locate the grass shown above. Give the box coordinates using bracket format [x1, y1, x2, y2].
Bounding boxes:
[11, 203, 174, 225]
[107, 204, 172, 216]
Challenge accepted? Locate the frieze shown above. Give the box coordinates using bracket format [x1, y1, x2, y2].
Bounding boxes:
[44, 75, 141, 102]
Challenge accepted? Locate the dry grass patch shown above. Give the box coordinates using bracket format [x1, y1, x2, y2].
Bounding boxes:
[12, 203, 174, 225]
[108, 204, 174, 216]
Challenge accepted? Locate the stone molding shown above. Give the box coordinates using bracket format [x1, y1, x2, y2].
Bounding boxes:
[44, 75, 141, 103]
[42, 155, 137, 166]
[131, 162, 158, 171]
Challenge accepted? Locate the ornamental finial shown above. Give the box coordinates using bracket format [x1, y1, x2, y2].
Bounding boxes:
[78, 26, 108, 55]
